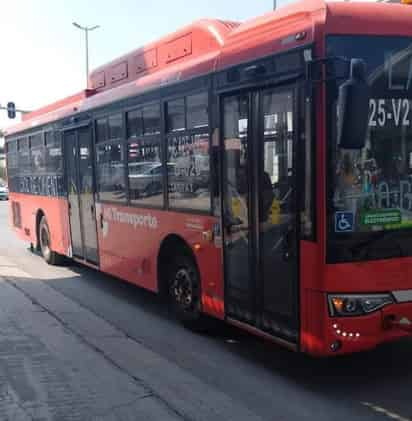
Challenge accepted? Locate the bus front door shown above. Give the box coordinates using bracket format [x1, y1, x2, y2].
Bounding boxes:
[64, 127, 99, 264]
[222, 86, 299, 345]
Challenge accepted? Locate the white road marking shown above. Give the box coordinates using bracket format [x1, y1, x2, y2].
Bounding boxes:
[362, 402, 411, 421]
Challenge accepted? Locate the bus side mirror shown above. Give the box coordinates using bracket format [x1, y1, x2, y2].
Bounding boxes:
[337, 59, 370, 150]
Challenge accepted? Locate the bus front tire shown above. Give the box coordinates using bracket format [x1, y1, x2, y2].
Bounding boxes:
[39, 216, 63, 266]
[168, 255, 206, 331]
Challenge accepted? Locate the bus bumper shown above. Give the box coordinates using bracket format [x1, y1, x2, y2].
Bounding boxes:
[323, 302, 412, 356]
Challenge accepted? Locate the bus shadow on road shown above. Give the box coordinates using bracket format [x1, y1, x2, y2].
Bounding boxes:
[28, 248, 412, 411]
[217, 318, 412, 411]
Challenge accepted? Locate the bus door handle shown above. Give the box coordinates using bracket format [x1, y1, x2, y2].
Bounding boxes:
[100, 213, 104, 229]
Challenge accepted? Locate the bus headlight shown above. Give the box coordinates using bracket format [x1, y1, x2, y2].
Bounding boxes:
[328, 294, 394, 317]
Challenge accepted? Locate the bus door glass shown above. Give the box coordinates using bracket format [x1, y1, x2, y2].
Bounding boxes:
[222, 86, 299, 342]
[65, 131, 83, 258]
[222, 94, 253, 321]
[64, 128, 99, 264]
[259, 88, 298, 336]
[78, 128, 99, 264]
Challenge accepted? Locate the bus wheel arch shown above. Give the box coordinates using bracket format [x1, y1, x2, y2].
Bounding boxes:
[36, 211, 64, 265]
[35, 209, 45, 251]
[157, 234, 206, 330]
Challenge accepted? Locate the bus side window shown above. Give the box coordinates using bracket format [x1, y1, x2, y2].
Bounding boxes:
[166, 93, 211, 212]
[30, 133, 46, 175]
[187, 93, 208, 129]
[96, 115, 127, 203]
[45, 131, 63, 174]
[126, 104, 163, 208]
[6, 139, 18, 192]
[17, 137, 30, 176]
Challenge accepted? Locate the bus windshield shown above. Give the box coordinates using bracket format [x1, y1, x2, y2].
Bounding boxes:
[327, 35, 412, 262]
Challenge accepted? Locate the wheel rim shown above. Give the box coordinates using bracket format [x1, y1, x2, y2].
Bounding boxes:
[171, 267, 197, 312]
[40, 225, 50, 257]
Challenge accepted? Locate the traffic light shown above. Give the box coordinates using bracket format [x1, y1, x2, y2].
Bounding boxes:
[7, 102, 16, 119]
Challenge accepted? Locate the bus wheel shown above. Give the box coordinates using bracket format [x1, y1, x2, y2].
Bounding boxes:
[168, 255, 206, 331]
[39, 216, 63, 265]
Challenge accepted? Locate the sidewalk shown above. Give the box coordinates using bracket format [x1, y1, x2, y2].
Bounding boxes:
[0, 259, 180, 421]
[0, 256, 262, 421]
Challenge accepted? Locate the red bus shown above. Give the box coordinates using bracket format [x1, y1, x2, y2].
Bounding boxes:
[5, 0, 412, 356]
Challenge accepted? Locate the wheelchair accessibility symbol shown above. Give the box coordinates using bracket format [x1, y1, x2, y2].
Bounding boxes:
[335, 212, 354, 233]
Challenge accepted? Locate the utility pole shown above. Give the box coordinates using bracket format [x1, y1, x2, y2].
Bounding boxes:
[72, 22, 100, 89]
[274, 0, 277, 9]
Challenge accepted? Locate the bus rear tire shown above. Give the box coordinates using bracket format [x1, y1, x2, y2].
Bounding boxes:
[167, 254, 207, 332]
[39, 216, 64, 265]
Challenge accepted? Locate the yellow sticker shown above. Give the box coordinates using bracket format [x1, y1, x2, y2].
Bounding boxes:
[270, 199, 281, 225]
[231, 197, 241, 219]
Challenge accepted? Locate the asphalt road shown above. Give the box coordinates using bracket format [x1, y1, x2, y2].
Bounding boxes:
[0, 200, 411, 421]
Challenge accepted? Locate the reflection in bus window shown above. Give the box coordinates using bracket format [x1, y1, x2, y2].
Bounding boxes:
[261, 91, 294, 224]
[127, 109, 143, 138]
[108, 114, 123, 140]
[31, 146, 46, 174]
[96, 142, 126, 203]
[167, 99, 185, 132]
[45, 132, 63, 173]
[18, 137, 30, 174]
[328, 36, 412, 237]
[143, 104, 161, 135]
[167, 132, 210, 211]
[128, 137, 163, 207]
[222, 94, 250, 303]
[30, 133, 45, 174]
[223, 95, 249, 229]
[6, 140, 18, 178]
[187, 93, 208, 129]
[96, 118, 108, 142]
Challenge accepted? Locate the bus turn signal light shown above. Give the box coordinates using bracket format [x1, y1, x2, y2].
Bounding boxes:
[331, 298, 344, 313]
[401, 0, 412, 4]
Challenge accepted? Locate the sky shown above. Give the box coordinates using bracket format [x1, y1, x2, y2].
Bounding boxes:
[0, 0, 379, 135]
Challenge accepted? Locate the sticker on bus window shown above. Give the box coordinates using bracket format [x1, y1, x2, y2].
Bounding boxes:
[360, 209, 401, 226]
[335, 212, 354, 233]
[269, 199, 281, 225]
[231, 197, 241, 218]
